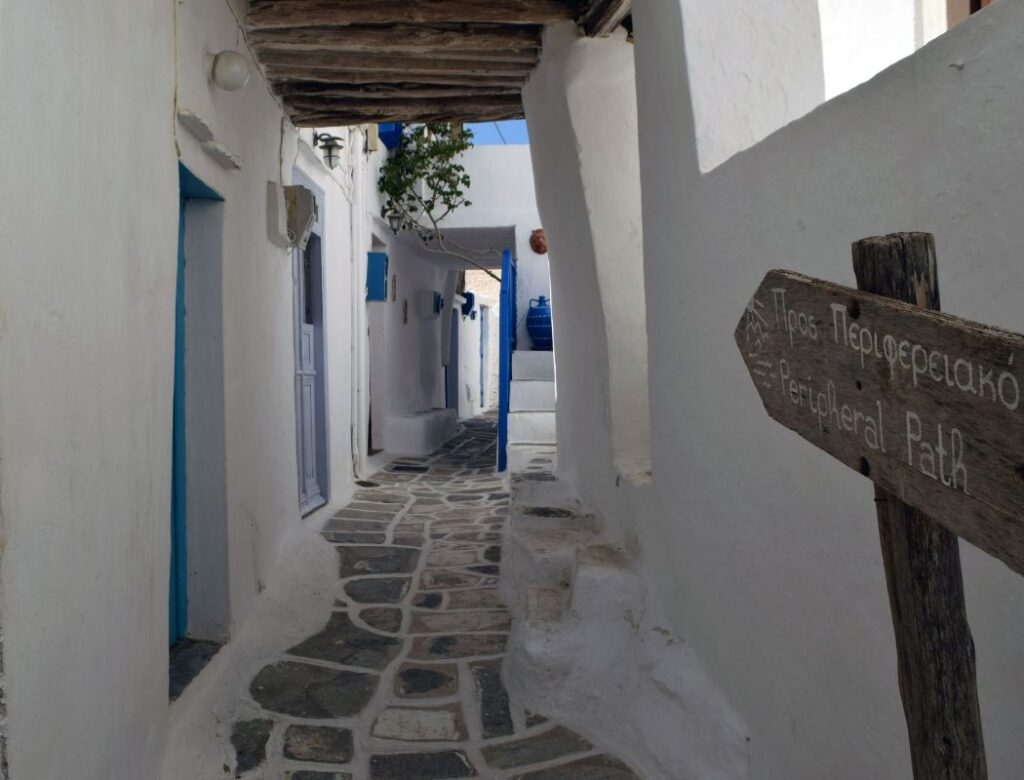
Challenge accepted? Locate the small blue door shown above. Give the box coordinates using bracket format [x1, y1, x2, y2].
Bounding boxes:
[172, 165, 222, 644]
[170, 194, 187, 643]
[479, 306, 489, 408]
[498, 250, 516, 472]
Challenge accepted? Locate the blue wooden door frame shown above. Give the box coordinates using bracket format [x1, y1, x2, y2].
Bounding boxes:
[498, 250, 516, 472]
[171, 164, 222, 644]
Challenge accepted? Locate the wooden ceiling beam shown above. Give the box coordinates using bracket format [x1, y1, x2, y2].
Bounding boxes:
[288, 94, 524, 125]
[578, 0, 632, 36]
[248, 24, 542, 54]
[247, 0, 580, 29]
[258, 50, 534, 76]
[278, 84, 523, 101]
[269, 72, 529, 88]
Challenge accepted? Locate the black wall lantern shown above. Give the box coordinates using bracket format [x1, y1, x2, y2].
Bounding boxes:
[313, 132, 345, 170]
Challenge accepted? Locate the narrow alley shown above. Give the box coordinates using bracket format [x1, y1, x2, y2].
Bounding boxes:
[6, 2, 1024, 778]
[214, 418, 638, 779]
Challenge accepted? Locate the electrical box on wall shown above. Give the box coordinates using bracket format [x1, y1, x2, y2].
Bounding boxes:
[284, 185, 317, 250]
[367, 252, 389, 301]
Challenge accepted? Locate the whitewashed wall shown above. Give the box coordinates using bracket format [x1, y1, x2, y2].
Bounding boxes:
[364, 231, 449, 448]
[443, 146, 550, 349]
[819, 0, 916, 98]
[175, 0, 359, 639]
[0, 2, 177, 777]
[0, 0, 366, 775]
[619, 2, 1023, 777]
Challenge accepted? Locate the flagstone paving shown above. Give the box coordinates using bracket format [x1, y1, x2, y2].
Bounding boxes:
[231, 417, 640, 779]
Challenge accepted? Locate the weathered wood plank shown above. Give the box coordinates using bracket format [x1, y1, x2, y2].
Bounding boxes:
[270, 73, 528, 88]
[287, 93, 522, 116]
[579, 0, 631, 36]
[734, 268, 1024, 575]
[854, 234, 987, 780]
[289, 102, 525, 126]
[247, 0, 580, 29]
[279, 84, 522, 101]
[258, 49, 534, 76]
[248, 24, 542, 53]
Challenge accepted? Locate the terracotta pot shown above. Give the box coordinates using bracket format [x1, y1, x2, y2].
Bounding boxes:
[529, 228, 548, 255]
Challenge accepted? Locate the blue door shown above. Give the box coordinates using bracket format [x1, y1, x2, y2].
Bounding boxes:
[170, 194, 187, 643]
[497, 250, 516, 472]
[479, 306, 489, 408]
[172, 165, 222, 644]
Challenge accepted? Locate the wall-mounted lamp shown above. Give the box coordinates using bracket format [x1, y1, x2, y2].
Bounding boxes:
[381, 205, 405, 233]
[211, 50, 251, 91]
[313, 132, 345, 170]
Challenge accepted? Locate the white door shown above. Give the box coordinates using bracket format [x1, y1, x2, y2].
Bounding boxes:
[292, 174, 327, 515]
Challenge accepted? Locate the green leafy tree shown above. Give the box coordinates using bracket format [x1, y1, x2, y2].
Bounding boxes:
[378, 123, 500, 280]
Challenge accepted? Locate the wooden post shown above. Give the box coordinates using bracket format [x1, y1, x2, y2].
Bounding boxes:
[852, 233, 987, 780]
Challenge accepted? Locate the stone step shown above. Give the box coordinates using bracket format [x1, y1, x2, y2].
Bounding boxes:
[508, 411, 555, 445]
[526, 585, 571, 623]
[510, 471, 573, 508]
[512, 504, 597, 534]
[512, 350, 554, 381]
[510, 379, 556, 412]
[507, 444, 556, 474]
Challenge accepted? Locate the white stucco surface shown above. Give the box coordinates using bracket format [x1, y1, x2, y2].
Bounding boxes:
[0, 0, 368, 774]
[682, 0, 825, 172]
[617, 2, 1024, 776]
[443, 146, 551, 348]
[819, 0, 917, 98]
[0, 2, 177, 777]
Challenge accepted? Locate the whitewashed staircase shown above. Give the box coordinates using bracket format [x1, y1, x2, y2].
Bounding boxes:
[508, 351, 556, 445]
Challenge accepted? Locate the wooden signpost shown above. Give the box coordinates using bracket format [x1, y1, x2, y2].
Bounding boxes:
[733, 233, 1024, 778]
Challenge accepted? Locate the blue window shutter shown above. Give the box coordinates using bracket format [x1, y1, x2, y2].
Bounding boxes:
[367, 252, 388, 301]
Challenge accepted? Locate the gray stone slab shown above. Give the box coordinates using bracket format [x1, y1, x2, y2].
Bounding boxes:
[370, 751, 478, 779]
[414, 592, 443, 609]
[420, 570, 486, 589]
[512, 755, 641, 779]
[482, 726, 592, 770]
[338, 546, 420, 578]
[331, 509, 397, 521]
[288, 613, 401, 670]
[409, 634, 507, 661]
[360, 607, 403, 633]
[230, 718, 273, 777]
[344, 577, 410, 604]
[249, 661, 377, 718]
[283, 725, 354, 764]
[471, 660, 514, 739]
[324, 531, 388, 545]
[445, 589, 504, 610]
[394, 663, 459, 699]
[372, 703, 468, 741]
[410, 611, 510, 634]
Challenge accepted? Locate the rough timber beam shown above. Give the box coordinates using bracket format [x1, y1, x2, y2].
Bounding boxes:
[246, 0, 581, 29]
[248, 24, 542, 54]
[579, 0, 632, 36]
[269, 71, 529, 88]
[278, 84, 523, 101]
[288, 95, 525, 125]
[258, 49, 533, 76]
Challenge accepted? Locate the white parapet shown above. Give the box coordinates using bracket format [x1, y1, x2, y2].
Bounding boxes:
[510, 379, 556, 412]
[512, 350, 555, 381]
[509, 411, 556, 445]
[383, 409, 458, 456]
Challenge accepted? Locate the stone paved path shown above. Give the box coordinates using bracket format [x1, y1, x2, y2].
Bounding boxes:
[230, 417, 640, 779]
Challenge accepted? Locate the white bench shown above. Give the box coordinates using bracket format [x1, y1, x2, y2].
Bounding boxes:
[383, 409, 458, 456]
